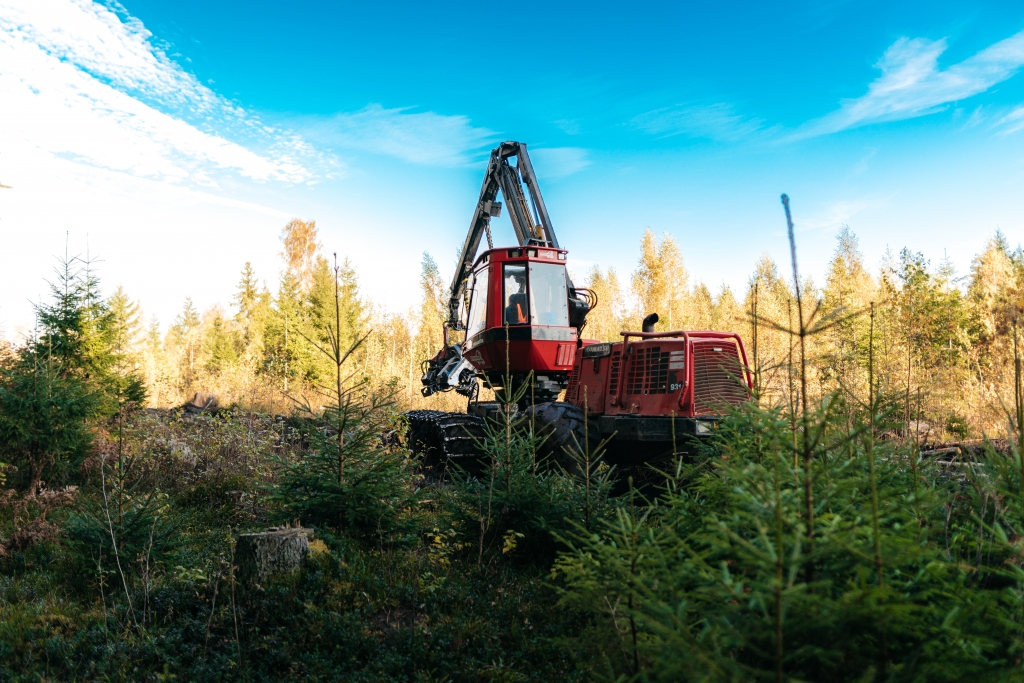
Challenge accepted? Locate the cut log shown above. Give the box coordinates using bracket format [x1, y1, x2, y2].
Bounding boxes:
[235, 526, 313, 586]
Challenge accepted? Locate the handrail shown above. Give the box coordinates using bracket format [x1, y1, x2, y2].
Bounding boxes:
[615, 329, 755, 399]
[618, 329, 741, 340]
[612, 329, 693, 409]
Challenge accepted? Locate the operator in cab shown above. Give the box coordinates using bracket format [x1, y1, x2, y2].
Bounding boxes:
[504, 265, 529, 325]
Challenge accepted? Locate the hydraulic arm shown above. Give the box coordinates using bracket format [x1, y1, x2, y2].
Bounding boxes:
[447, 142, 561, 328]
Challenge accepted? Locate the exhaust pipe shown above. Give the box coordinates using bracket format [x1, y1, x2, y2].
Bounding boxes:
[642, 312, 659, 333]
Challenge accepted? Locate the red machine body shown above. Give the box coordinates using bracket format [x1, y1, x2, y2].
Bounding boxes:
[413, 140, 754, 472]
[461, 246, 578, 382]
[567, 331, 753, 419]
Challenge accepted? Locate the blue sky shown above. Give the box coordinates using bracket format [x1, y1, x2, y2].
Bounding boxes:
[2, 0, 1023, 336]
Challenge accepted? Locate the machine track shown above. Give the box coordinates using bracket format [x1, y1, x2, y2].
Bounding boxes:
[405, 410, 487, 473]
[406, 403, 602, 476]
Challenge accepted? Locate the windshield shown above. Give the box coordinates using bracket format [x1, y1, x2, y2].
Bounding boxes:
[528, 262, 569, 326]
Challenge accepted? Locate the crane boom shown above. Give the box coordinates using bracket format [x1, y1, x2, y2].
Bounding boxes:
[447, 141, 559, 327]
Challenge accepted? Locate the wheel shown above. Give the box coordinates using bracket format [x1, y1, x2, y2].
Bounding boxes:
[524, 402, 602, 474]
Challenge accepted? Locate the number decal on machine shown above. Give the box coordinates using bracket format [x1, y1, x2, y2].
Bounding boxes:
[670, 383, 682, 391]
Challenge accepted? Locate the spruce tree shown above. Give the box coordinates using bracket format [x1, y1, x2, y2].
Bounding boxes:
[0, 254, 103, 489]
[234, 261, 260, 343]
[170, 298, 201, 395]
[105, 286, 147, 406]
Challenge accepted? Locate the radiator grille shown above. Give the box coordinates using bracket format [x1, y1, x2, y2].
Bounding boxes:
[608, 351, 622, 395]
[625, 346, 670, 395]
[692, 342, 747, 415]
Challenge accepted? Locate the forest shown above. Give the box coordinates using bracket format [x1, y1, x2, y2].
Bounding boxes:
[2, 217, 1024, 682]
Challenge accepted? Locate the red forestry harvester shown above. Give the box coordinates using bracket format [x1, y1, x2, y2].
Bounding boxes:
[407, 141, 752, 471]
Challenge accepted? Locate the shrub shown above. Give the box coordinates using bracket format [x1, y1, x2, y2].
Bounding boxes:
[0, 485, 77, 556]
[0, 355, 95, 491]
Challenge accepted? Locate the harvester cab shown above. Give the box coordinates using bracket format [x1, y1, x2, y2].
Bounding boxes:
[457, 245, 584, 401]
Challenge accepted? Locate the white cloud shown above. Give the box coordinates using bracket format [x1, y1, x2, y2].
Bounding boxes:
[997, 105, 1024, 134]
[0, 0, 324, 184]
[309, 104, 496, 167]
[528, 147, 590, 178]
[0, 0, 331, 333]
[802, 31, 1024, 136]
[800, 196, 891, 232]
[4, 0, 220, 112]
[632, 102, 764, 141]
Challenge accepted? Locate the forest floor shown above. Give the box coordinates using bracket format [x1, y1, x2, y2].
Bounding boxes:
[4, 399, 1024, 682]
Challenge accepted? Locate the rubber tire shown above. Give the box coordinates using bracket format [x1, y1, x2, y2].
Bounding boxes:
[525, 402, 602, 474]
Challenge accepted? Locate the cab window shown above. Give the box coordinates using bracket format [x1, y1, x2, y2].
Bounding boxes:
[503, 263, 529, 325]
[466, 266, 489, 338]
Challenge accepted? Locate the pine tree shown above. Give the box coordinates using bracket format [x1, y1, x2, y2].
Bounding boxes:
[210, 314, 238, 374]
[691, 282, 714, 330]
[658, 233, 690, 330]
[712, 284, 742, 332]
[969, 232, 1017, 344]
[143, 316, 167, 407]
[744, 254, 794, 405]
[234, 261, 260, 343]
[105, 286, 147, 405]
[268, 272, 303, 390]
[631, 229, 690, 330]
[819, 228, 875, 398]
[171, 298, 202, 394]
[414, 252, 447, 360]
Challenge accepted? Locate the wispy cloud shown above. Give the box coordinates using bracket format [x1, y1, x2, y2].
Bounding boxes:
[997, 106, 1024, 134]
[308, 104, 496, 167]
[0, 0, 326, 184]
[801, 30, 1024, 137]
[631, 102, 764, 141]
[799, 196, 890, 232]
[528, 147, 590, 178]
[552, 119, 582, 135]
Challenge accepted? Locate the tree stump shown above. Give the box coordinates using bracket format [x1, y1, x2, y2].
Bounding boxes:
[183, 392, 219, 414]
[235, 526, 313, 586]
